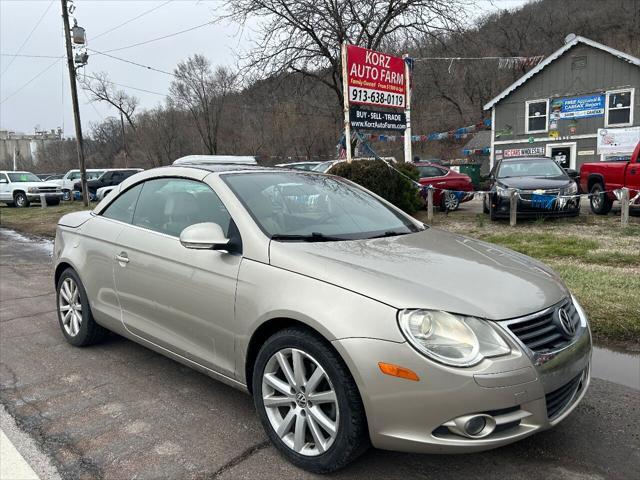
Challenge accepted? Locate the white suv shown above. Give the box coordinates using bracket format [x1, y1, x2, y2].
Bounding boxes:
[51, 169, 107, 201]
[0, 171, 63, 207]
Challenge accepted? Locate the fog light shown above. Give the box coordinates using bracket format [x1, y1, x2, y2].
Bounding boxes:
[443, 413, 496, 439]
[465, 416, 486, 436]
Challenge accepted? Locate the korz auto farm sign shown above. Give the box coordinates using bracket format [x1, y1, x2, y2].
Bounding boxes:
[346, 45, 406, 108]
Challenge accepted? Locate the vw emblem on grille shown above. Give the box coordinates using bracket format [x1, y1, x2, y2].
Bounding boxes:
[556, 307, 576, 338]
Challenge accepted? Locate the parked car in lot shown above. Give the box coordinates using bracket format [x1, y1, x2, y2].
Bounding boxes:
[0, 170, 63, 207]
[52, 169, 107, 201]
[276, 161, 322, 171]
[485, 157, 580, 220]
[312, 157, 398, 173]
[74, 168, 142, 200]
[54, 161, 591, 473]
[95, 185, 117, 201]
[415, 162, 474, 211]
[580, 141, 640, 214]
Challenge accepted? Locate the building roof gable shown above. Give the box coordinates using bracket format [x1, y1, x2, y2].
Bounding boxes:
[483, 35, 640, 111]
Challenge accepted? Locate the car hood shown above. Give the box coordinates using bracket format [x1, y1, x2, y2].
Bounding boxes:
[269, 228, 569, 320]
[13, 181, 60, 189]
[497, 175, 571, 190]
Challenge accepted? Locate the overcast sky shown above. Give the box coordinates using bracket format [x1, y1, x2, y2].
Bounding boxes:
[1, 0, 529, 136]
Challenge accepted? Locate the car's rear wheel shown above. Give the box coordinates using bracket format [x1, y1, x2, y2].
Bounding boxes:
[440, 190, 460, 211]
[252, 328, 368, 473]
[589, 183, 613, 215]
[14, 192, 29, 208]
[56, 268, 108, 346]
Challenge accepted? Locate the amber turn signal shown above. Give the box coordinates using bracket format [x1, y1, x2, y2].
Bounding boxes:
[378, 362, 420, 381]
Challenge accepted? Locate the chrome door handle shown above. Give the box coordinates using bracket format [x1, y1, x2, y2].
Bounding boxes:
[115, 253, 129, 264]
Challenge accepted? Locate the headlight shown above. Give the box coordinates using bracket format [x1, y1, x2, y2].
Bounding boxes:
[398, 310, 510, 367]
[564, 182, 578, 195]
[495, 185, 510, 197]
[27, 187, 39, 193]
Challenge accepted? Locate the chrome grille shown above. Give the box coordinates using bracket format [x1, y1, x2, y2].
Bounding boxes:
[37, 186, 58, 193]
[518, 189, 561, 201]
[545, 371, 584, 419]
[505, 299, 580, 352]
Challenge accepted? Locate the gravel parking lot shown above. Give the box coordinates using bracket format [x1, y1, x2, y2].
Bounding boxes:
[1, 228, 639, 479]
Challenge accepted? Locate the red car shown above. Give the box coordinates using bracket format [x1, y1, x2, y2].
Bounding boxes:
[580, 142, 640, 214]
[415, 162, 474, 211]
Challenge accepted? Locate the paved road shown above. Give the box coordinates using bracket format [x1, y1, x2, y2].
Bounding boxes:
[1, 228, 639, 480]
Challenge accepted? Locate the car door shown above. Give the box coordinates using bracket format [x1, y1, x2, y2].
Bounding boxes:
[0, 173, 10, 202]
[418, 165, 449, 203]
[113, 176, 241, 376]
[80, 183, 144, 327]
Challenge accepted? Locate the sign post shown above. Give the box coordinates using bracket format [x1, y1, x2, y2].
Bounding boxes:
[341, 43, 353, 162]
[403, 54, 412, 164]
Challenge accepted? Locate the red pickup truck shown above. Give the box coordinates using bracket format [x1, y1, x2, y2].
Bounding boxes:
[580, 142, 640, 214]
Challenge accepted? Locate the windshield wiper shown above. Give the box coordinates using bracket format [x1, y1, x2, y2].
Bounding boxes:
[367, 230, 409, 239]
[270, 232, 346, 242]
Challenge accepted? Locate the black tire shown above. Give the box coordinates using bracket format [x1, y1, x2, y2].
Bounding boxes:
[483, 195, 490, 214]
[46, 197, 60, 206]
[56, 268, 109, 347]
[589, 183, 613, 215]
[14, 192, 29, 208]
[252, 327, 369, 473]
[62, 190, 72, 201]
[439, 191, 460, 212]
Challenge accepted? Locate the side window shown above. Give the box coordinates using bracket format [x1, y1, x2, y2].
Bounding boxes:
[418, 166, 444, 178]
[102, 184, 143, 224]
[69, 172, 81, 180]
[606, 89, 633, 127]
[0, 173, 8, 182]
[132, 178, 232, 238]
[526, 99, 548, 133]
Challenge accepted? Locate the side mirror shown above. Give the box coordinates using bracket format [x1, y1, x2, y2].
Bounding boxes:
[565, 168, 579, 179]
[180, 222, 230, 251]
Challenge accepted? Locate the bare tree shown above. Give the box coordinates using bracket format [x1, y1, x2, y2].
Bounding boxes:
[169, 55, 237, 154]
[80, 72, 139, 165]
[226, 0, 468, 106]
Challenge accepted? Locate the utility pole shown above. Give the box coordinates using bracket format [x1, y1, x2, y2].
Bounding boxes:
[61, 0, 88, 206]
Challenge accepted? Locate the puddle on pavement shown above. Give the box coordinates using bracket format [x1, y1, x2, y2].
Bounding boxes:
[592, 346, 640, 390]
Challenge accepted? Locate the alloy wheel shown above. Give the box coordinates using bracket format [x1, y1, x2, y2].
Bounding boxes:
[591, 186, 602, 209]
[15, 195, 26, 207]
[262, 348, 339, 456]
[58, 277, 82, 336]
[444, 191, 459, 210]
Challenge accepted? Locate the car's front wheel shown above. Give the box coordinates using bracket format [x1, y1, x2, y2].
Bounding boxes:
[56, 268, 108, 346]
[62, 189, 72, 201]
[14, 192, 29, 208]
[253, 328, 368, 473]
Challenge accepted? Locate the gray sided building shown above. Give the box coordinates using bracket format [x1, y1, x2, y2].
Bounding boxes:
[484, 35, 640, 172]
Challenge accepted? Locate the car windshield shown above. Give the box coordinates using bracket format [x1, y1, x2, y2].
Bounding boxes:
[498, 159, 565, 178]
[88, 170, 106, 180]
[7, 172, 41, 182]
[224, 172, 422, 240]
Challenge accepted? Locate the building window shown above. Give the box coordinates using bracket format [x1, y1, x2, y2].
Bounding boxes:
[525, 99, 549, 134]
[605, 88, 634, 127]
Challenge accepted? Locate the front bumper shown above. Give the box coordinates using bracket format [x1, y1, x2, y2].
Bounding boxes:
[491, 194, 580, 218]
[332, 312, 591, 453]
[26, 192, 63, 201]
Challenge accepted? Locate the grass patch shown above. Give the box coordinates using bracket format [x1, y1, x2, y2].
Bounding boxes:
[551, 263, 640, 344]
[584, 251, 640, 267]
[480, 232, 599, 260]
[0, 203, 91, 237]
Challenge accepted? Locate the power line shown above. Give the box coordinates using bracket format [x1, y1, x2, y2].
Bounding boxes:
[87, 49, 176, 76]
[102, 20, 216, 53]
[1, 0, 56, 78]
[0, 53, 64, 59]
[82, 72, 167, 96]
[1, 57, 63, 105]
[90, 0, 174, 43]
